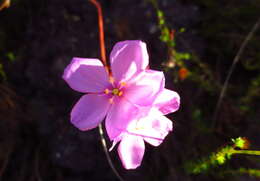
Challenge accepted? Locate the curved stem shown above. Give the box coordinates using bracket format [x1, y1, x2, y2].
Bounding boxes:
[98, 124, 124, 181]
[212, 18, 260, 127]
[89, 0, 123, 180]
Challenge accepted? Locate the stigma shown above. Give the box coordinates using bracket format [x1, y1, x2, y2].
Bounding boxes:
[112, 88, 123, 96]
[104, 88, 123, 96]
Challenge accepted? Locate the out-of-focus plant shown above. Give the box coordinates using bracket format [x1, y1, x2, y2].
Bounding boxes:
[239, 74, 260, 113]
[185, 137, 260, 175]
[0, 52, 16, 81]
[0, 62, 6, 80]
[156, 9, 191, 68]
[149, 0, 191, 81]
[222, 168, 260, 178]
[0, 0, 10, 11]
[149, 0, 219, 95]
[0, 0, 13, 81]
[6, 52, 16, 62]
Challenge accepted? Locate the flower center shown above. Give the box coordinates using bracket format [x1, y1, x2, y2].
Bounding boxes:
[104, 82, 126, 98]
[112, 88, 119, 95]
[112, 88, 123, 96]
[104, 88, 123, 96]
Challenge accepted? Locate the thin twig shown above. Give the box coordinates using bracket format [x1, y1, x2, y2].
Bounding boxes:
[212, 18, 260, 127]
[89, 0, 124, 180]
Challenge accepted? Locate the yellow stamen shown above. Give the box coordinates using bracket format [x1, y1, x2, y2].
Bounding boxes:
[118, 91, 123, 96]
[120, 82, 127, 87]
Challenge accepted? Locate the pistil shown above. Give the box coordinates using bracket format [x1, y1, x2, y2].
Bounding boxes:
[112, 88, 123, 96]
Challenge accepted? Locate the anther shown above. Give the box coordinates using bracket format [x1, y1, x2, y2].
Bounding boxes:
[118, 91, 123, 96]
[104, 89, 109, 94]
[120, 82, 127, 87]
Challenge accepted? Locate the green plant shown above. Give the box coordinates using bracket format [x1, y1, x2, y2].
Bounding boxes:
[185, 137, 260, 175]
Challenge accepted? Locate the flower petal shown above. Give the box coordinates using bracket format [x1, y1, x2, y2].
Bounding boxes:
[124, 70, 165, 106]
[105, 97, 139, 140]
[63, 57, 109, 93]
[71, 94, 110, 131]
[118, 134, 145, 169]
[126, 108, 173, 147]
[110, 40, 149, 82]
[143, 114, 173, 146]
[109, 135, 122, 151]
[154, 88, 180, 115]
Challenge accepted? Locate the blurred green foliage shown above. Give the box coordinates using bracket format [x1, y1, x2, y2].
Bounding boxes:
[193, 0, 260, 113]
[186, 137, 260, 175]
[149, 0, 191, 81]
[230, 168, 260, 178]
[149, 0, 222, 98]
[0, 0, 21, 81]
[0, 62, 6, 80]
[150, 0, 260, 178]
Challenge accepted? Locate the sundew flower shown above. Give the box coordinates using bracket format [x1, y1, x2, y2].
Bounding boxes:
[110, 89, 180, 169]
[63, 40, 166, 140]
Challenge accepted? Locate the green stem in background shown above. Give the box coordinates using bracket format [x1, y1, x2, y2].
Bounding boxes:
[232, 150, 260, 156]
[89, 1, 123, 180]
[185, 137, 260, 175]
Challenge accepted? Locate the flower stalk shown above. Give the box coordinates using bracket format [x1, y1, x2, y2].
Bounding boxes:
[89, 0, 110, 74]
[88, 0, 123, 180]
[63, 0, 179, 171]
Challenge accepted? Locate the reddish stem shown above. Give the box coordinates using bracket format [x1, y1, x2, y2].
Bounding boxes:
[170, 29, 175, 41]
[89, 0, 109, 73]
[88, 1, 123, 180]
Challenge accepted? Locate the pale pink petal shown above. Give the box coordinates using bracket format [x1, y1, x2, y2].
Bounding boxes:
[154, 88, 180, 115]
[105, 97, 139, 140]
[63, 57, 109, 93]
[71, 94, 110, 131]
[143, 115, 173, 146]
[110, 40, 148, 82]
[126, 109, 172, 147]
[124, 70, 165, 106]
[118, 134, 145, 169]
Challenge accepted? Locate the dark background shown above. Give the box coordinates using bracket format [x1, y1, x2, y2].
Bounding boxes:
[0, 0, 259, 180]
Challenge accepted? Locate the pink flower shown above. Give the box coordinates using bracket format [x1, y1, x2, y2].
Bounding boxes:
[63, 40, 165, 140]
[110, 89, 180, 169]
